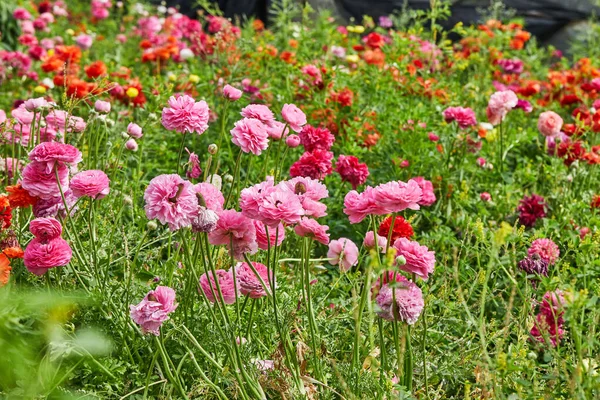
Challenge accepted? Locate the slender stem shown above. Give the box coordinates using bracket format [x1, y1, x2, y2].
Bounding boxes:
[176, 133, 187, 176]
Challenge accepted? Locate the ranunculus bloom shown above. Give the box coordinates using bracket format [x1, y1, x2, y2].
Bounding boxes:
[208, 210, 258, 260]
[33, 189, 77, 218]
[486, 90, 518, 125]
[537, 111, 563, 138]
[327, 238, 359, 272]
[336, 155, 369, 189]
[281, 104, 306, 133]
[21, 162, 69, 199]
[94, 100, 111, 113]
[393, 238, 435, 280]
[256, 184, 304, 227]
[236, 261, 273, 298]
[191, 207, 219, 233]
[266, 121, 289, 140]
[528, 238, 560, 265]
[199, 269, 238, 304]
[70, 170, 110, 199]
[130, 286, 178, 335]
[343, 186, 379, 224]
[442, 107, 477, 129]
[286, 134, 300, 147]
[230, 118, 269, 155]
[195, 182, 224, 212]
[75, 34, 93, 50]
[240, 104, 274, 127]
[517, 194, 547, 228]
[298, 125, 335, 152]
[373, 179, 423, 214]
[127, 122, 143, 138]
[253, 220, 285, 250]
[363, 231, 387, 251]
[23, 217, 72, 276]
[412, 177, 436, 206]
[294, 217, 330, 245]
[375, 277, 424, 324]
[239, 178, 275, 220]
[223, 84, 242, 101]
[125, 138, 138, 151]
[285, 176, 329, 218]
[28, 142, 82, 173]
[161, 95, 210, 134]
[289, 150, 334, 180]
[144, 174, 198, 231]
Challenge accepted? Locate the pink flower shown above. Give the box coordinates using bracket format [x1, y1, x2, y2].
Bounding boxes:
[208, 210, 258, 260]
[144, 174, 198, 231]
[327, 238, 359, 272]
[45, 110, 86, 133]
[13, 7, 32, 20]
[281, 104, 307, 133]
[298, 125, 335, 152]
[75, 34, 93, 50]
[393, 238, 435, 280]
[537, 111, 563, 138]
[127, 122, 143, 138]
[240, 104, 274, 127]
[230, 118, 269, 155]
[24, 97, 50, 112]
[125, 138, 138, 151]
[375, 277, 424, 324]
[256, 184, 304, 227]
[253, 220, 285, 250]
[497, 58, 523, 74]
[185, 149, 202, 179]
[28, 142, 82, 173]
[487, 90, 518, 125]
[70, 170, 110, 199]
[223, 84, 242, 101]
[195, 182, 224, 212]
[286, 134, 300, 147]
[266, 121, 289, 140]
[373, 180, 423, 214]
[336, 155, 369, 189]
[199, 269, 238, 304]
[343, 186, 380, 224]
[130, 286, 178, 335]
[33, 189, 77, 218]
[480, 192, 491, 202]
[161, 95, 210, 134]
[94, 100, 111, 113]
[239, 178, 275, 219]
[363, 231, 387, 251]
[528, 238, 560, 265]
[412, 177, 436, 206]
[294, 217, 330, 245]
[289, 150, 334, 180]
[24, 217, 72, 276]
[236, 261, 273, 298]
[442, 107, 477, 129]
[428, 132, 439, 142]
[21, 162, 69, 199]
[285, 176, 328, 218]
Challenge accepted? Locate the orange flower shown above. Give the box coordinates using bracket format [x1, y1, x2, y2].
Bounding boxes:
[0, 254, 10, 287]
[0, 195, 11, 229]
[85, 60, 108, 79]
[55, 45, 82, 64]
[252, 19, 264, 32]
[3, 247, 23, 259]
[6, 184, 37, 208]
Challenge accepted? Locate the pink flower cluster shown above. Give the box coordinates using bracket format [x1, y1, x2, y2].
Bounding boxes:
[289, 125, 335, 180]
[375, 275, 424, 324]
[130, 286, 178, 335]
[443, 106, 477, 129]
[161, 94, 210, 135]
[24, 217, 72, 276]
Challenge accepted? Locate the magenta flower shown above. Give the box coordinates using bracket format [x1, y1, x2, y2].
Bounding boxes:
[298, 125, 335, 152]
[161, 95, 210, 134]
[442, 107, 477, 129]
[199, 269, 238, 304]
[230, 118, 269, 155]
[208, 210, 258, 260]
[375, 277, 424, 324]
[289, 150, 334, 180]
[294, 217, 330, 245]
[281, 104, 307, 133]
[28, 142, 82, 173]
[144, 174, 199, 231]
[327, 238, 359, 272]
[335, 155, 369, 190]
[21, 162, 69, 199]
[517, 194, 547, 228]
[24, 217, 72, 276]
[393, 238, 435, 280]
[253, 220, 285, 250]
[240, 104, 275, 127]
[70, 170, 110, 199]
[236, 261, 273, 298]
[185, 149, 202, 180]
[412, 177, 436, 206]
[528, 238, 560, 265]
[130, 286, 178, 335]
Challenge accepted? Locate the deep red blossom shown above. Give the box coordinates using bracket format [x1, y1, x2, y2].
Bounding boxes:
[517, 194, 547, 228]
[378, 216, 413, 242]
[289, 150, 334, 180]
[298, 125, 335, 152]
[557, 140, 585, 166]
[335, 155, 369, 189]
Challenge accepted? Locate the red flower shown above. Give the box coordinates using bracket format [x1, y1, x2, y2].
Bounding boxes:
[85, 61, 108, 79]
[517, 194, 547, 228]
[0, 196, 12, 229]
[335, 155, 369, 189]
[557, 140, 586, 166]
[363, 32, 385, 49]
[289, 150, 334, 180]
[378, 216, 414, 242]
[591, 195, 600, 210]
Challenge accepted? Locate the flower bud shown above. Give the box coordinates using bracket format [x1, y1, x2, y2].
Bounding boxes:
[208, 144, 218, 154]
[123, 195, 133, 205]
[395, 255, 406, 266]
[224, 174, 234, 183]
[147, 221, 158, 231]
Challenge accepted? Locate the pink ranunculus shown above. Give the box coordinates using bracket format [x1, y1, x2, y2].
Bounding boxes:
[33, 189, 77, 218]
[144, 174, 198, 231]
[375, 277, 424, 324]
[294, 217, 330, 245]
[130, 286, 178, 335]
[70, 170, 110, 199]
[199, 269, 238, 304]
[208, 210, 258, 260]
[480, 192, 491, 202]
[411, 177, 436, 206]
[75, 34, 93, 50]
[363, 231, 387, 252]
[373, 180, 423, 214]
[281, 104, 307, 133]
[24, 217, 72, 276]
[442, 106, 477, 129]
[195, 182, 224, 212]
[256, 183, 304, 227]
[125, 138, 138, 151]
[191, 207, 219, 233]
[161, 95, 210, 134]
[528, 238, 560, 265]
[127, 122, 143, 138]
[240, 104, 275, 127]
[236, 261, 273, 298]
[289, 150, 334, 180]
[12, 104, 37, 125]
[285, 176, 329, 218]
[266, 121, 289, 140]
[21, 162, 69, 199]
[343, 186, 380, 224]
[223, 84, 242, 101]
[253, 220, 285, 250]
[94, 100, 111, 113]
[537, 111, 563, 138]
[285, 134, 300, 147]
[13, 7, 32, 20]
[393, 238, 435, 280]
[230, 118, 269, 155]
[298, 125, 335, 152]
[327, 238, 359, 272]
[28, 141, 82, 173]
[239, 177, 275, 219]
[24, 97, 50, 112]
[487, 90, 518, 125]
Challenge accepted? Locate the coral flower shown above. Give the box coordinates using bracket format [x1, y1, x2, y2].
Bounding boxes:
[144, 174, 198, 231]
[294, 217, 330, 245]
[0, 254, 11, 287]
[393, 237, 436, 280]
[23, 217, 72, 276]
[208, 210, 258, 260]
[130, 286, 178, 335]
[70, 170, 110, 199]
[199, 269, 238, 304]
[161, 95, 210, 134]
[327, 238, 359, 272]
[528, 238, 560, 265]
[335, 155, 369, 189]
[6, 184, 37, 208]
[375, 277, 424, 324]
[236, 261, 273, 298]
[230, 118, 269, 155]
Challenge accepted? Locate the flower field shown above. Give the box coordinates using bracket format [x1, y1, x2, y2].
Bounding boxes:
[1, 1, 600, 398]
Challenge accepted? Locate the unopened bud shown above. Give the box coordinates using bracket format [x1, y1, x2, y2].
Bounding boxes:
[208, 144, 218, 154]
[224, 174, 233, 183]
[395, 255, 406, 266]
[123, 195, 133, 205]
[147, 221, 158, 231]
